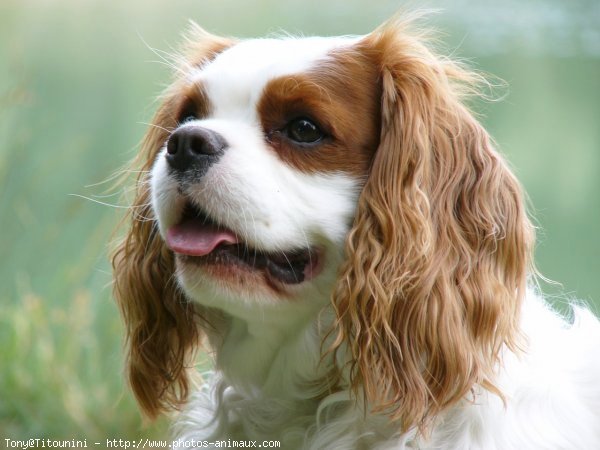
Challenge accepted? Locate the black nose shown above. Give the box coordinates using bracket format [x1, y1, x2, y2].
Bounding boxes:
[166, 126, 227, 176]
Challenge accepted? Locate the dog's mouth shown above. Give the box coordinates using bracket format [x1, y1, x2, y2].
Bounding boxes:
[166, 203, 320, 285]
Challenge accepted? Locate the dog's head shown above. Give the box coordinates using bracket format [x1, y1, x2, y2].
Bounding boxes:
[113, 18, 534, 430]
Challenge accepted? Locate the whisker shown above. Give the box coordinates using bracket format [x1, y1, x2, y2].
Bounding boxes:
[138, 121, 175, 134]
[68, 193, 130, 209]
[299, 227, 314, 274]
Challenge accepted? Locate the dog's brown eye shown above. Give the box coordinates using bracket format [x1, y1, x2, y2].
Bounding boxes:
[178, 99, 198, 124]
[179, 110, 197, 124]
[181, 114, 197, 123]
[286, 118, 324, 144]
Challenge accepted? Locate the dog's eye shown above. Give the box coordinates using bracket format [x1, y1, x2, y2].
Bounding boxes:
[286, 118, 324, 144]
[179, 111, 197, 124]
[177, 100, 198, 124]
[181, 115, 196, 123]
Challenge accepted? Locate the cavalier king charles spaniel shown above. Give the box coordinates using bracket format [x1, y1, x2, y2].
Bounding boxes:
[113, 17, 600, 449]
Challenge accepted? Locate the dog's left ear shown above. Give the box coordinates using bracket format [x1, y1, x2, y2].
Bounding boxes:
[332, 20, 535, 432]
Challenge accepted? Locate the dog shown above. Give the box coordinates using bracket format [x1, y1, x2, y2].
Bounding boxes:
[112, 16, 600, 449]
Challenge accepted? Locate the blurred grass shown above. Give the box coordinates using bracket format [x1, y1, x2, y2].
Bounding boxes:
[1, 0, 598, 440]
[0, 289, 168, 439]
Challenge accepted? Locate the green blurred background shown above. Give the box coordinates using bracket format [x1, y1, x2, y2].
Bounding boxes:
[1, 0, 598, 441]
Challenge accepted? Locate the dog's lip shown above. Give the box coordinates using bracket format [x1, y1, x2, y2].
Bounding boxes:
[165, 203, 322, 284]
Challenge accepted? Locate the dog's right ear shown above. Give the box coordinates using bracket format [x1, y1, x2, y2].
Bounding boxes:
[112, 93, 198, 419]
[111, 27, 233, 419]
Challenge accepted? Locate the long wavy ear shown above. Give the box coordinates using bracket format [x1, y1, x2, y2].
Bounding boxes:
[111, 27, 232, 419]
[332, 20, 535, 432]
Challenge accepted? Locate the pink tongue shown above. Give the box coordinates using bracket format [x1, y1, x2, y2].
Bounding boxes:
[166, 219, 239, 256]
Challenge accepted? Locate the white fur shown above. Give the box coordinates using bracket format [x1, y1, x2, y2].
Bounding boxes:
[171, 292, 600, 450]
[149, 36, 600, 449]
[191, 36, 358, 121]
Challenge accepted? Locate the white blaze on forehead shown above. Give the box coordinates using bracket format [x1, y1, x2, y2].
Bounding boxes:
[191, 36, 358, 119]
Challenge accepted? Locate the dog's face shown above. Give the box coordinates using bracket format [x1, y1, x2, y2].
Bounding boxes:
[114, 21, 533, 430]
[150, 36, 380, 313]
